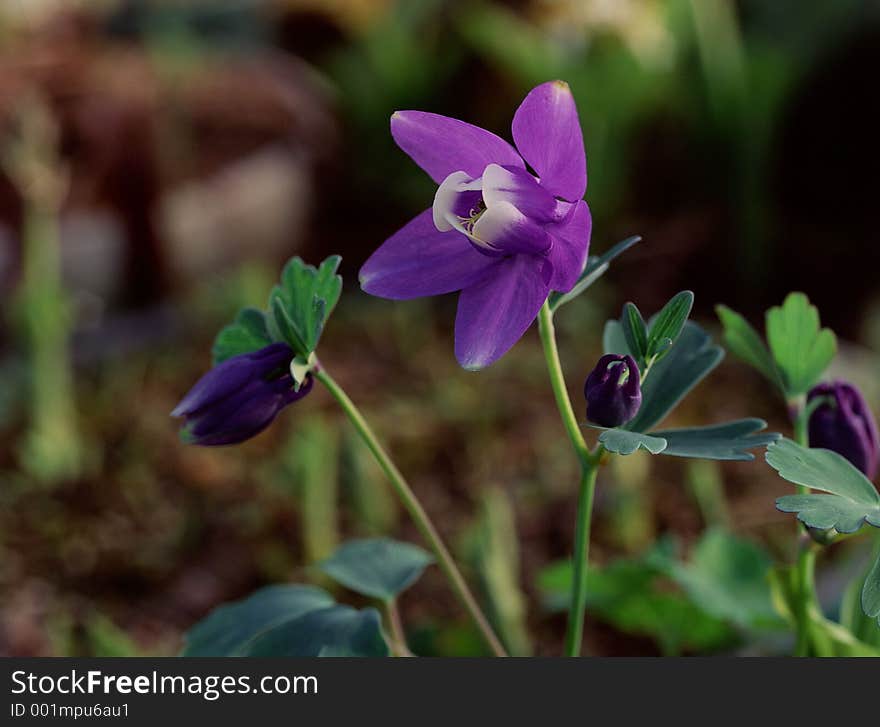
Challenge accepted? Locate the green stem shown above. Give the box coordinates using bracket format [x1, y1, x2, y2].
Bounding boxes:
[537, 303, 591, 468]
[314, 367, 508, 657]
[792, 400, 821, 657]
[537, 301, 602, 656]
[384, 600, 412, 657]
[565, 460, 600, 656]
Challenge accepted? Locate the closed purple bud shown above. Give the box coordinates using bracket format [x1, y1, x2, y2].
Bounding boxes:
[172, 342, 311, 446]
[808, 381, 879, 479]
[584, 354, 642, 428]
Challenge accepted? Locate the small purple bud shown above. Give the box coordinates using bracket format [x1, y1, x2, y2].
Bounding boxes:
[584, 354, 642, 428]
[808, 381, 879, 479]
[172, 342, 311, 446]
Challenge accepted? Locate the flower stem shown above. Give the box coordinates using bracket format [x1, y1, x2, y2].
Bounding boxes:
[537, 301, 602, 656]
[384, 600, 412, 657]
[792, 400, 821, 657]
[314, 367, 508, 657]
[565, 459, 600, 656]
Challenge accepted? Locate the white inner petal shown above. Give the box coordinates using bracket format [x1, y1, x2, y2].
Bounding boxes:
[471, 200, 525, 248]
[432, 171, 482, 232]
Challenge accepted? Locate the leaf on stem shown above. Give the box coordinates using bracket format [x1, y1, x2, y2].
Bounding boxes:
[765, 292, 836, 398]
[598, 428, 667, 455]
[767, 439, 880, 533]
[317, 538, 434, 602]
[652, 419, 780, 461]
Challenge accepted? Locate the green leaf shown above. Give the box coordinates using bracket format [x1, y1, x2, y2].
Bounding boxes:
[317, 538, 434, 602]
[767, 439, 880, 532]
[549, 235, 641, 311]
[243, 605, 388, 657]
[212, 308, 274, 364]
[621, 302, 648, 365]
[267, 256, 343, 357]
[606, 320, 725, 432]
[861, 550, 880, 625]
[598, 428, 667, 455]
[651, 419, 780, 461]
[647, 291, 693, 359]
[536, 554, 735, 655]
[650, 529, 782, 631]
[181, 584, 334, 656]
[715, 305, 781, 388]
[765, 292, 836, 397]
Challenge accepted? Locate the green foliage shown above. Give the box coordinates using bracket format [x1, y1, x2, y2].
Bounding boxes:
[317, 538, 433, 602]
[598, 429, 667, 456]
[765, 293, 836, 398]
[266, 256, 343, 358]
[212, 307, 273, 364]
[182, 584, 335, 656]
[211, 256, 342, 366]
[715, 304, 780, 387]
[646, 291, 693, 362]
[767, 439, 880, 533]
[540, 530, 785, 653]
[621, 302, 649, 367]
[650, 529, 783, 631]
[244, 605, 387, 657]
[549, 236, 641, 312]
[605, 320, 725, 432]
[861, 551, 880, 628]
[720, 293, 835, 399]
[654, 419, 780, 462]
[769, 566, 880, 656]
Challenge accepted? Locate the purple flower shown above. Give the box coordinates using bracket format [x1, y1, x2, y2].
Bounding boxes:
[359, 81, 591, 370]
[172, 343, 311, 446]
[584, 354, 642, 428]
[808, 381, 879, 479]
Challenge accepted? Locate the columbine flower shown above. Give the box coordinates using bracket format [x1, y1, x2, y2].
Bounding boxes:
[359, 81, 591, 370]
[808, 381, 879, 479]
[584, 354, 641, 428]
[172, 343, 312, 446]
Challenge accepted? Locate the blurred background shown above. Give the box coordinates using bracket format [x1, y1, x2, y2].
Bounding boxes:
[1, 0, 879, 656]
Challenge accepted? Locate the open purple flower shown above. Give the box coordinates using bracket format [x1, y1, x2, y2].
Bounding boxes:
[359, 81, 591, 370]
[808, 381, 879, 479]
[584, 354, 642, 428]
[172, 342, 312, 446]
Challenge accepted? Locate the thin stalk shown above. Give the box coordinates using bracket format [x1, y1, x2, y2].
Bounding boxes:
[792, 400, 822, 656]
[537, 301, 602, 656]
[565, 459, 600, 656]
[384, 600, 411, 657]
[313, 367, 508, 657]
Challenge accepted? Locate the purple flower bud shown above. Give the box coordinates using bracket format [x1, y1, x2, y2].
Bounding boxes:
[584, 354, 642, 428]
[807, 381, 879, 479]
[172, 343, 311, 446]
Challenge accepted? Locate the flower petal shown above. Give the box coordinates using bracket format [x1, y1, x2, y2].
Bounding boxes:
[547, 200, 591, 293]
[481, 164, 558, 222]
[171, 343, 292, 417]
[472, 201, 551, 256]
[454, 254, 551, 370]
[391, 111, 524, 184]
[360, 209, 500, 300]
[511, 81, 586, 201]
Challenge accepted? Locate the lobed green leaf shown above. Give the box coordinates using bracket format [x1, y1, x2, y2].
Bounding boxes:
[715, 305, 782, 388]
[765, 292, 836, 397]
[652, 419, 780, 461]
[598, 429, 667, 456]
[212, 307, 274, 364]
